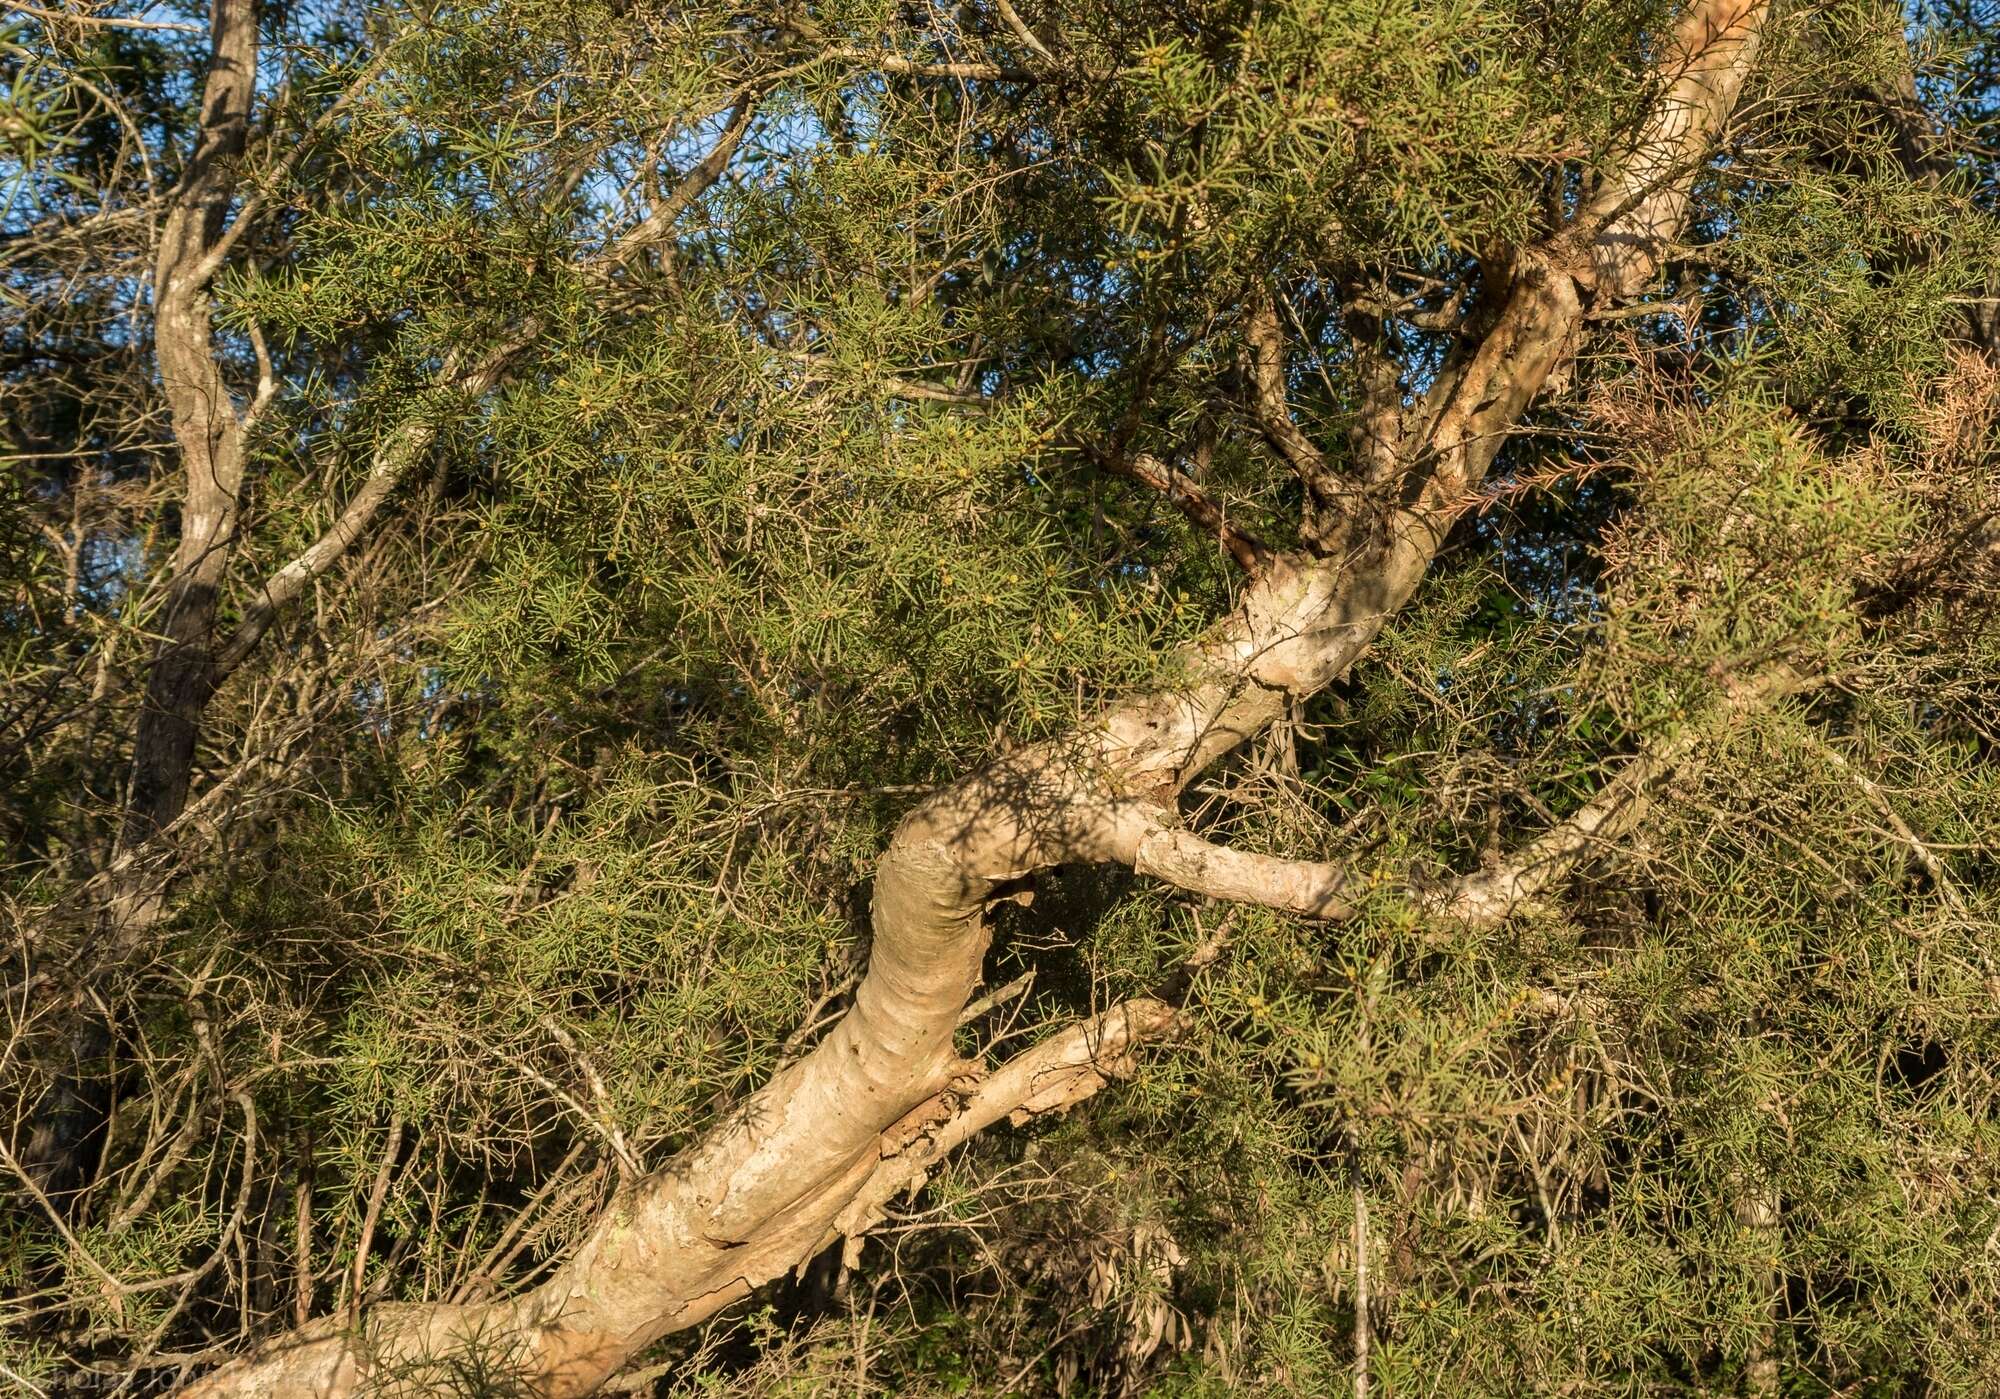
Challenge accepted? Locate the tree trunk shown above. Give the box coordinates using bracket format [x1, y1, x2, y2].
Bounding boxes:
[177, 3, 1769, 1392]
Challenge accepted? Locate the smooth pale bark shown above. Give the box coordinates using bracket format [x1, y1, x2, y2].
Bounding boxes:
[118, 0, 259, 874]
[1128, 662, 1802, 925]
[105, 30, 754, 953]
[30, 8, 772, 1200]
[1134, 826, 1358, 920]
[1437, 665, 1805, 923]
[23, 0, 265, 1204]
[179, 3, 1768, 1393]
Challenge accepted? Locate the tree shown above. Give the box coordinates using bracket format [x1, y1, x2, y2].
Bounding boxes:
[3, 0, 1995, 1395]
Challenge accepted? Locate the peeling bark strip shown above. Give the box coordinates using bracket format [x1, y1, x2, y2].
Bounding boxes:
[178, 4, 1767, 1393]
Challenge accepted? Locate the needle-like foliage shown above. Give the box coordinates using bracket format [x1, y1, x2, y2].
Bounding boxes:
[1, 1, 1994, 1395]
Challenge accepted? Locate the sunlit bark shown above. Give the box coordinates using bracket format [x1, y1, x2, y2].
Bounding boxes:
[177, 4, 1771, 1392]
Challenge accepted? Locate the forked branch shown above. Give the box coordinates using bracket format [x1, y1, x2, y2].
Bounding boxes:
[1118, 665, 1802, 930]
[1243, 289, 1344, 521]
[178, 5, 1769, 1393]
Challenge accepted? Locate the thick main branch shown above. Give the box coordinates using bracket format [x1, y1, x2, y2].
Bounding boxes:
[178, 4, 1768, 1393]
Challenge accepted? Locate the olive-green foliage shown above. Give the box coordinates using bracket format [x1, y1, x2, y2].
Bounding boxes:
[2, 1, 1995, 1395]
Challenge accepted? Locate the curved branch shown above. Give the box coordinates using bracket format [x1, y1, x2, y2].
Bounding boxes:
[1243, 289, 1334, 496]
[1093, 447, 1273, 574]
[613, 97, 759, 256]
[1132, 825, 1356, 920]
[1433, 742, 1684, 926]
[212, 328, 538, 680]
[992, 0, 1056, 65]
[1440, 663, 1806, 924]
[10, 3, 202, 34]
[823, 48, 1035, 82]
[1412, 0, 1765, 514]
[1583, 0, 1766, 300]
[1116, 662, 1806, 936]
[176, 5, 1768, 1393]
[112, 0, 260, 899]
[824, 998, 1179, 1256]
[213, 90, 764, 685]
